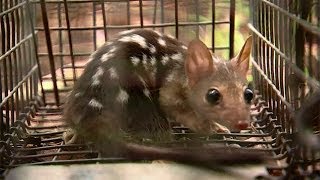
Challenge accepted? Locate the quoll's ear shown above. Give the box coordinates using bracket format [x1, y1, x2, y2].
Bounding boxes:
[231, 36, 252, 77]
[185, 39, 214, 87]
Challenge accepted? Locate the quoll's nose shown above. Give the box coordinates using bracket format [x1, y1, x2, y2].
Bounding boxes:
[235, 121, 249, 130]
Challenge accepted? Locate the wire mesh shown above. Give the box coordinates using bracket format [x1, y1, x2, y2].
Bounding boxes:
[0, 0, 44, 175]
[0, 0, 319, 179]
[34, 0, 236, 105]
[250, 0, 320, 178]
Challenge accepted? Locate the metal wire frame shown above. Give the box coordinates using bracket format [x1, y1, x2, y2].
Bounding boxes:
[3, 0, 319, 179]
[0, 0, 46, 173]
[250, 0, 320, 178]
[0, 96, 286, 176]
[32, 0, 235, 105]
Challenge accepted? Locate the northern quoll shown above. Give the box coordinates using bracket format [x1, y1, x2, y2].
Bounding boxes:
[63, 29, 254, 156]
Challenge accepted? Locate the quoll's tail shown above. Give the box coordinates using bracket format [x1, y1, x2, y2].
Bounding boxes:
[119, 142, 267, 169]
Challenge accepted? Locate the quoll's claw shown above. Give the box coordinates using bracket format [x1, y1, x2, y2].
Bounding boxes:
[63, 128, 78, 144]
[213, 123, 231, 133]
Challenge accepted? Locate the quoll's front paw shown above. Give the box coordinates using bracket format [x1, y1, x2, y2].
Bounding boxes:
[213, 123, 231, 133]
[63, 128, 78, 144]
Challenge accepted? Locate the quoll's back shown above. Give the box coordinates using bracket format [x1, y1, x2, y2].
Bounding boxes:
[63, 29, 254, 153]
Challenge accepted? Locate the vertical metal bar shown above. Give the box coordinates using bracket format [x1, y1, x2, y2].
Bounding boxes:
[251, 0, 261, 93]
[264, 2, 272, 111]
[100, 0, 108, 41]
[3, 0, 11, 133]
[229, 0, 235, 59]
[160, 0, 164, 33]
[195, 0, 199, 37]
[258, 0, 264, 99]
[9, 0, 15, 125]
[284, 0, 291, 114]
[93, 1, 97, 50]
[25, 0, 46, 105]
[258, 0, 263, 98]
[14, 0, 20, 119]
[152, 0, 158, 30]
[25, 38, 30, 104]
[318, 0, 320, 81]
[0, 0, 5, 138]
[315, 0, 320, 81]
[127, 0, 131, 29]
[39, 0, 60, 106]
[139, 0, 144, 28]
[58, 2, 67, 86]
[211, 0, 215, 53]
[174, 0, 179, 38]
[19, 0, 26, 110]
[277, 0, 285, 130]
[63, 0, 77, 82]
[268, 1, 275, 114]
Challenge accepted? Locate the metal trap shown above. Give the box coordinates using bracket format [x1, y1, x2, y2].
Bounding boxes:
[0, 0, 319, 179]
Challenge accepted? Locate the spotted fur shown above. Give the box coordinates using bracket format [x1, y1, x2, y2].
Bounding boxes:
[64, 29, 186, 142]
[63, 29, 253, 154]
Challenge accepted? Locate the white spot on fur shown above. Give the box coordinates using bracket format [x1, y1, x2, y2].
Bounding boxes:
[117, 88, 129, 104]
[101, 52, 114, 62]
[153, 30, 162, 37]
[143, 54, 148, 62]
[171, 52, 183, 61]
[181, 45, 187, 50]
[131, 56, 140, 66]
[109, 46, 117, 53]
[119, 34, 147, 48]
[150, 56, 156, 66]
[74, 92, 82, 98]
[161, 55, 170, 65]
[108, 67, 119, 79]
[158, 38, 166, 46]
[142, 54, 148, 69]
[151, 67, 157, 83]
[138, 75, 147, 87]
[91, 67, 104, 86]
[149, 44, 156, 54]
[166, 71, 176, 82]
[167, 34, 175, 39]
[118, 29, 136, 35]
[106, 41, 113, 46]
[143, 88, 151, 99]
[101, 46, 117, 63]
[88, 98, 103, 109]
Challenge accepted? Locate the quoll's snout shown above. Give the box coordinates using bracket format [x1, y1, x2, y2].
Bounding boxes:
[214, 107, 252, 132]
[235, 120, 249, 131]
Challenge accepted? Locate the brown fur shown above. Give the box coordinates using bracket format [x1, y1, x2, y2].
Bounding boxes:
[63, 29, 253, 158]
[160, 37, 253, 133]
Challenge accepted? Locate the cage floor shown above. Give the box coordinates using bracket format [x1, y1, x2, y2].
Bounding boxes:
[1, 95, 294, 178]
[5, 162, 269, 180]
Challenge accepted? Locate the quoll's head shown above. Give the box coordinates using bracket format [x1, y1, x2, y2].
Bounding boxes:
[184, 36, 253, 133]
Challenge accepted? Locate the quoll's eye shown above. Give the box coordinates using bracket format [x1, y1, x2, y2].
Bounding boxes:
[244, 88, 254, 103]
[206, 89, 221, 105]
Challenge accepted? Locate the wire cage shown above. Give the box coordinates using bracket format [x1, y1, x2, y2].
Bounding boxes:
[250, 0, 320, 178]
[0, 0, 319, 179]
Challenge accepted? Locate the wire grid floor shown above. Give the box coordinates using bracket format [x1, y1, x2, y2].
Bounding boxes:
[0, 93, 303, 178]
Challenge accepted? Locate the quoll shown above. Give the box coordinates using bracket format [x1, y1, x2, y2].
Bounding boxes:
[63, 29, 254, 154]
